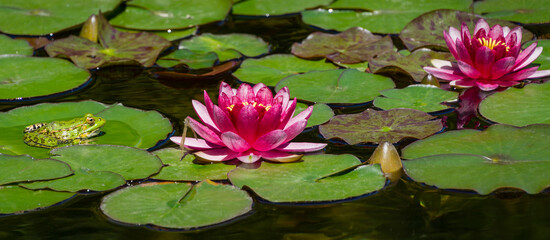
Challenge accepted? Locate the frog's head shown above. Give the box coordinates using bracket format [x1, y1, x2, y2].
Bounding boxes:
[80, 113, 106, 138]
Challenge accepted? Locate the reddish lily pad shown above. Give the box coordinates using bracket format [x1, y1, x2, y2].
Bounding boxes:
[46, 14, 171, 69]
[369, 48, 454, 82]
[291, 27, 393, 64]
[402, 124, 550, 194]
[399, 10, 534, 51]
[319, 108, 443, 144]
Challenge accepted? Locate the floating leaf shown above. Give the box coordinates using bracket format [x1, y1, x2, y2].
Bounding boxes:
[156, 49, 218, 69]
[402, 124, 550, 194]
[0, 0, 120, 35]
[0, 186, 74, 215]
[295, 103, 334, 128]
[232, 0, 331, 16]
[0, 154, 72, 186]
[151, 148, 235, 181]
[228, 154, 386, 203]
[46, 14, 171, 69]
[400, 10, 534, 51]
[0, 35, 33, 56]
[473, 0, 550, 24]
[479, 82, 550, 126]
[0, 101, 172, 158]
[291, 28, 392, 64]
[530, 39, 550, 71]
[319, 108, 443, 144]
[275, 69, 395, 104]
[374, 84, 458, 113]
[233, 54, 337, 86]
[22, 145, 163, 192]
[117, 26, 197, 41]
[100, 181, 253, 229]
[179, 33, 269, 62]
[369, 48, 454, 82]
[302, 0, 471, 34]
[110, 0, 232, 30]
[0, 56, 90, 101]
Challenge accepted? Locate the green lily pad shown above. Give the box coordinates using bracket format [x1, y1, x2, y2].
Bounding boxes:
[295, 103, 334, 128]
[151, 148, 235, 181]
[275, 69, 395, 104]
[479, 82, 550, 126]
[336, 61, 370, 72]
[400, 10, 535, 51]
[156, 49, 218, 69]
[116, 26, 197, 42]
[368, 48, 454, 82]
[319, 108, 443, 144]
[110, 0, 232, 30]
[0, 101, 173, 158]
[46, 14, 171, 69]
[0, 185, 74, 215]
[100, 181, 253, 229]
[291, 28, 393, 64]
[473, 0, 550, 24]
[22, 145, 163, 192]
[374, 84, 458, 112]
[0, 56, 90, 101]
[301, 0, 471, 34]
[179, 33, 270, 62]
[0, 0, 120, 35]
[530, 39, 550, 71]
[402, 124, 550, 194]
[0, 35, 33, 56]
[228, 154, 386, 203]
[232, 54, 338, 86]
[0, 154, 72, 186]
[232, 0, 331, 16]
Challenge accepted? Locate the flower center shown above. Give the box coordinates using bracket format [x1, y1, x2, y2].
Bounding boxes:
[226, 102, 272, 112]
[477, 37, 509, 51]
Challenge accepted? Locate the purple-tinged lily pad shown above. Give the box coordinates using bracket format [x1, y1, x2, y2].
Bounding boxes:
[369, 48, 454, 82]
[46, 14, 171, 69]
[402, 124, 550, 194]
[399, 10, 534, 51]
[291, 27, 393, 64]
[319, 108, 443, 144]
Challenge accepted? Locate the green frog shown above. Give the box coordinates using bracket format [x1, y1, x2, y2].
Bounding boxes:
[23, 113, 106, 148]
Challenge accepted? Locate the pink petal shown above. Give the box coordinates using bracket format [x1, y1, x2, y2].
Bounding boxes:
[273, 86, 290, 111]
[502, 26, 510, 37]
[443, 30, 458, 59]
[451, 79, 478, 88]
[260, 150, 303, 163]
[490, 57, 515, 80]
[514, 46, 542, 71]
[221, 131, 251, 152]
[474, 18, 490, 36]
[170, 137, 222, 150]
[194, 148, 239, 162]
[236, 104, 259, 143]
[448, 27, 461, 42]
[284, 105, 312, 129]
[423, 66, 464, 81]
[257, 103, 282, 137]
[187, 117, 224, 146]
[513, 42, 537, 70]
[218, 92, 231, 111]
[282, 119, 307, 144]
[505, 26, 522, 48]
[476, 82, 500, 91]
[488, 24, 503, 40]
[278, 98, 297, 128]
[203, 90, 215, 117]
[212, 105, 237, 133]
[491, 80, 520, 87]
[219, 81, 235, 99]
[236, 152, 261, 163]
[252, 82, 267, 95]
[526, 69, 550, 79]
[237, 83, 255, 102]
[474, 47, 495, 78]
[192, 100, 220, 133]
[499, 66, 539, 81]
[457, 60, 481, 78]
[461, 23, 472, 50]
[253, 129, 287, 151]
[255, 86, 273, 106]
[277, 142, 327, 152]
[455, 38, 473, 65]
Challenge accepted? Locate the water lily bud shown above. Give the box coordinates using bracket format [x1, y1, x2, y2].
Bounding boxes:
[368, 142, 402, 182]
[80, 14, 98, 43]
[421, 74, 440, 87]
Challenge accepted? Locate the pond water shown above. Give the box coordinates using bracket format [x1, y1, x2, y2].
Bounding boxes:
[1, 11, 550, 240]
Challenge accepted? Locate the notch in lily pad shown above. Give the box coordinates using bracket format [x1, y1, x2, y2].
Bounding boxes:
[178, 33, 270, 62]
[319, 108, 443, 144]
[46, 13, 171, 69]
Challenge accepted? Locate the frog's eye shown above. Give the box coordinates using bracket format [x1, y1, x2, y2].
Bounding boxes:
[86, 117, 95, 126]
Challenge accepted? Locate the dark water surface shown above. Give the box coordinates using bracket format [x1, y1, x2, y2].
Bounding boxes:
[1, 15, 550, 240]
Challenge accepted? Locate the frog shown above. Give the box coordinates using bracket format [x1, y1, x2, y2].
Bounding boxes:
[23, 113, 106, 149]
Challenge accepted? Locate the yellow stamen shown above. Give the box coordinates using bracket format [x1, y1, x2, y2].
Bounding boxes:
[477, 37, 510, 51]
[226, 104, 235, 111]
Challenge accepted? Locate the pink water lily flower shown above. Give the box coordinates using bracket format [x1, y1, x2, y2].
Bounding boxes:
[424, 19, 550, 91]
[170, 82, 327, 163]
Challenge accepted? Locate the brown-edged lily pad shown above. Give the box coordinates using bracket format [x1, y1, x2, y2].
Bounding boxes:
[45, 13, 171, 69]
[319, 108, 443, 144]
[291, 27, 393, 64]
